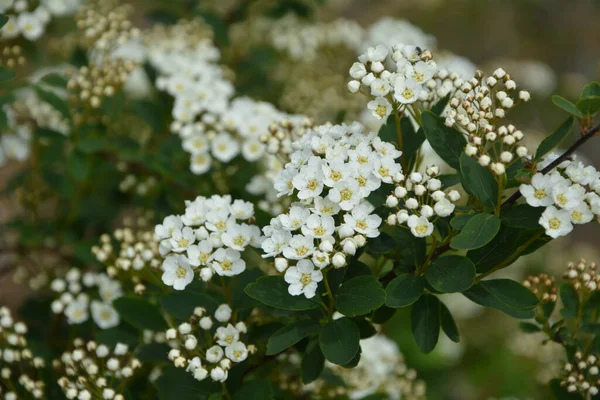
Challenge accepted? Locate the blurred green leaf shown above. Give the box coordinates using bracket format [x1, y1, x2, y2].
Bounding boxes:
[580, 81, 600, 98]
[577, 96, 600, 116]
[559, 284, 579, 319]
[519, 322, 542, 333]
[160, 290, 220, 321]
[266, 320, 321, 355]
[67, 150, 90, 182]
[233, 380, 274, 400]
[425, 255, 476, 293]
[501, 204, 545, 229]
[40, 72, 68, 88]
[35, 86, 71, 119]
[302, 339, 325, 384]
[450, 214, 474, 230]
[535, 117, 575, 161]
[552, 95, 584, 118]
[0, 66, 16, 81]
[440, 301, 459, 342]
[113, 296, 168, 331]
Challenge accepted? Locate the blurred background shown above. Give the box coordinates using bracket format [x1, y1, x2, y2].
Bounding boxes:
[1, 0, 599, 399]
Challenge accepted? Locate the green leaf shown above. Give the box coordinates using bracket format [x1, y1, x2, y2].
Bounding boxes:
[40, 73, 68, 88]
[458, 153, 498, 208]
[244, 276, 321, 311]
[519, 322, 542, 333]
[462, 283, 536, 319]
[431, 93, 451, 116]
[411, 294, 440, 353]
[450, 213, 501, 250]
[233, 380, 274, 400]
[386, 274, 424, 308]
[378, 114, 397, 143]
[135, 100, 166, 133]
[95, 326, 138, 347]
[559, 284, 579, 319]
[479, 279, 539, 309]
[367, 232, 396, 254]
[440, 301, 459, 342]
[450, 214, 474, 230]
[552, 95, 584, 118]
[354, 318, 377, 338]
[438, 174, 461, 188]
[581, 81, 600, 98]
[0, 14, 8, 28]
[422, 111, 466, 170]
[160, 290, 220, 321]
[395, 227, 426, 268]
[577, 96, 600, 116]
[266, 320, 321, 355]
[319, 318, 360, 365]
[370, 305, 396, 324]
[501, 204, 545, 229]
[549, 378, 582, 400]
[0, 66, 16, 81]
[155, 367, 219, 399]
[113, 296, 168, 331]
[302, 339, 325, 384]
[35, 87, 71, 119]
[342, 346, 361, 368]
[425, 255, 476, 293]
[402, 117, 425, 169]
[335, 275, 386, 317]
[67, 150, 90, 182]
[535, 117, 575, 161]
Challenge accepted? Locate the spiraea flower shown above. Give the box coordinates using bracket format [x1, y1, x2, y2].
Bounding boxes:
[519, 154, 600, 238]
[262, 121, 401, 297]
[56, 340, 140, 400]
[165, 303, 254, 383]
[445, 68, 532, 176]
[561, 351, 600, 396]
[563, 258, 600, 292]
[385, 166, 460, 237]
[0, 307, 46, 399]
[523, 273, 558, 303]
[155, 195, 262, 290]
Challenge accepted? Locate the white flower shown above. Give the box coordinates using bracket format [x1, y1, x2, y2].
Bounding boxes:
[351, 163, 381, 197]
[367, 97, 393, 120]
[211, 248, 245, 277]
[221, 224, 253, 251]
[433, 198, 455, 217]
[552, 183, 586, 210]
[225, 341, 248, 362]
[569, 203, 594, 224]
[407, 215, 434, 237]
[565, 162, 600, 186]
[17, 13, 44, 41]
[261, 229, 292, 258]
[349, 62, 367, 79]
[210, 367, 228, 382]
[312, 196, 341, 216]
[282, 235, 314, 260]
[280, 206, 311, 231]
[394, 77, 421, 104]
[161, 255, 194, 290]
[241, 139, 266, 162]
[539, 206, 573, 238]
[215, 304, 232, 322]
[301, 214, 335, 238]
[90, 301, 120, 330]
[520, 173, 559, 207]
[328, 180, 362, 211]
[321, 157, 351, 187]
[344, 203, 382, 238]
[274, 167, 298, 197]
[186, 240, 214, 268]
[292, 165, 324, 200]
[406, 61, 436, 83]
[373, 156, 401, 184]
[190, 153, 212, 175]
[183, 135, 209, 155]
[155, 215, 183, 239]
[284, 259, 323, 299]
[169, 227, 195, 252]
[206, 345, 224, 363]
[215, 324, 240, 346]
[211, 133, 240, 162]
[64, 299, 89, 325]
[230, 200, 254, 220]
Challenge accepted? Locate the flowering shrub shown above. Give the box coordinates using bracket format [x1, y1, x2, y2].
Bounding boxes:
[1, 1, 600, 399]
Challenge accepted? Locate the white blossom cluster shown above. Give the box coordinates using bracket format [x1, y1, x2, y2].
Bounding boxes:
[49, 269, 123, 330]
[519, 154, 600, 238]
[563, 258, 600, 292]
[561, 351, 600, 396]
[91, 224, 161, 294]
[56, 340, 141, 400]
[445, 68, 532, 176]
[1, 0, 82, 41]
[348, 43, 463, 121]
[262, 122, 402, 298]
[18, 87, 71, 135]
[155, 195, 262, 290]
[165, 304, 255, 383]
[0, 104, 30, 168]
[0, 307, 45, 400]
[385, 166, 460, 237]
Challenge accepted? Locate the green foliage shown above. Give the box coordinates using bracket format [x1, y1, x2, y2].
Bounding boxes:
[450, 213, 501, 250]
[552, 95, 584, 118]
[160, 290, 220, 320]
[245, 276, 321, 311]
[266, 320, 321, 355]
[458, 153, 498, 209]
[463, 279, 538, 319]
[0, 66, 16, 81]
[411, 294, 441, 353]
[35, 86, 71, 119]
[113, 297, 168, 331]
[500, 204, 545, 229]
[424, 255, 476, 293]
[334, 275, 386, 317]
[302, 339, 325, 383]
[559, 284, 580, 319]
[319, 318, 360, 365]
[385, 274, 424, 308]
[440, 301, 460, 343]
[422, 111, 467, 169]
[535, 117, 575, 161]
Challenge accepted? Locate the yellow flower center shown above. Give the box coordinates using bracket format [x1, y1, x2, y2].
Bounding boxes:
[193, 138, 204, 149]
[357, 156, 369, 164]
[199, 253, 210, 264]
[233, 236, 245, 247]
[217, 143, 228, 152]
[534, 189, 546, 200]
[375, 104, 388, 117]
[225, 336, 234, 344]
[321, 206, 333, 214]
[340, 188, 353, 201]
[401, 88, 414, 100]
[571, 211, 583, 222]
[221, 260, 233, 271]
[556, 194, 568, 206]
[356, 176, 367, 187]
[296, 246, 309, 257]
[176, 266, 187, 278]
[413, 71, 424, 82]
[415, 224, 428, 235]
[356, 220, 367, 230]
[549, 218, 561, 230]
[330, 171, 342, 181]
[300, 274, 312, 286]
[101, 311, 112, 320]
[307, 179, 319, 191]
[378, 167, 389, 177]
[215, 221, 227, 230]
[177, 238, 189, 248]
[233, 350, 242, 359]
[314, 226, 326, 236]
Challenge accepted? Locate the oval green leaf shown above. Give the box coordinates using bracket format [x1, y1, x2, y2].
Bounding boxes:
[422, 111, 467, 169]
[411, 294, 440, 353]
[113, 296, 168, 331]
[552, 95, 584, 118]
[335, 275, 386, 317]
[425, 255, 476, 293]
[450, 213, 501, 250]
[385, 274, 424, 308]
[266, 320, 322, 355]
[535, 117, 574, 161]
[319, 318, 360, 365]
[459, 153, 498, 208]
[245, 276, 321, 311]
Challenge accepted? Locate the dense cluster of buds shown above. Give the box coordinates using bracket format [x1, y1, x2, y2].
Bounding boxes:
[0, 307, 45, 399]
[445, 68, 531, 176]
[385, 165, 460, 237]
[56, 340, 141, 400]
[561, 351, 600, 396]
[523, 273, 558, 303]
[563, 258, 600, 292]
[75, 0, 140, 50]
[165, 304, 255, 383]
[0, 45, 25, 69]
[520, 154, 600, 238]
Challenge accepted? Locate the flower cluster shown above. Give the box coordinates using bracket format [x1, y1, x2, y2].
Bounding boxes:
[384, 166, 460, 237]
[165, 304, 255, 383]
[563, 258, 600, 292]
[1, 0, 82, 41]
[262, 122, 401, 297]
[91, 217, 161, 294]
[56, 340, 141, 400]
[0, 103, 31, 168]
[155, 195, 262, 290]
[17, 87, 71, 135]
[0, 44, 25, 69]
[0, 307, 45, 399]
[348, 43, 461, 121]
[49, 269, 123, 330]
[561, 351, 600, 396]
[445, 68, 532, 175]
[523, 273, 558, 303]
[520, 154, 600, 238]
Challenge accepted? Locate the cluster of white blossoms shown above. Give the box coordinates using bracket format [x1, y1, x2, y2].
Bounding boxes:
[445, 68, 532, 176]
[385, 166, 460, 237]
[0, 104, 31, 168]
[49, 269, 123, 330]
[520, 154, 600, 238]
[262, 122, 402, 298]
[1, 0, 82, 41]
[563, 258, 600, 292]
[165, 304, 255, 383]
[561, 351, 600, 396]
[155, 195, 262, 290]
[348, 43, 463, 121]
[0, 307, 45, 400]
[17, 87, 71, 135]
[91, 223, 161, 294]
[56, 340, 141, 400]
